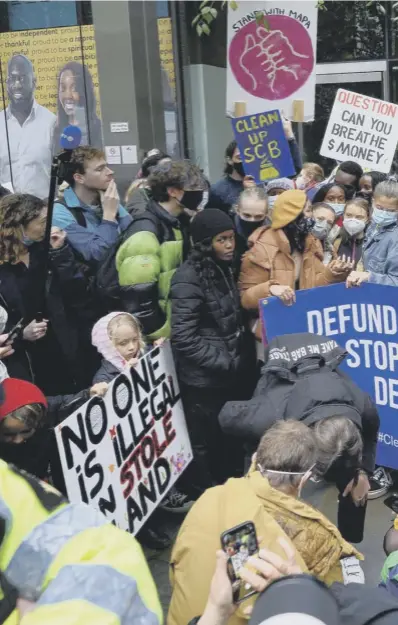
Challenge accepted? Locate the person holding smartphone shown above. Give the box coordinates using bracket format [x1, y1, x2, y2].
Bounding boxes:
[0, 193, 99, 393]
[168, 421, 361, 625]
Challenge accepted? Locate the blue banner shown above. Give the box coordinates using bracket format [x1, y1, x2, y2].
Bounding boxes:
[260, 283, 398, 469]
[231, 110, 295, 184]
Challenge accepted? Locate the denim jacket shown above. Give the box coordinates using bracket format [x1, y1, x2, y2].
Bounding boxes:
[363, 221, 398, 287]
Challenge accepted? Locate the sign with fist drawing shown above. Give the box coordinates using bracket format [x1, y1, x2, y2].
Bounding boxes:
[227, 2, 318, 121]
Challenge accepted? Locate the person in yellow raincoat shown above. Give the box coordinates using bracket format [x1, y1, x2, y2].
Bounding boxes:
[168, 421, 363, 625]
[0, 458, 162, 625]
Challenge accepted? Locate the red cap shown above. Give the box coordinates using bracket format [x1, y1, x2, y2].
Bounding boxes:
[0, 378, 47, 420]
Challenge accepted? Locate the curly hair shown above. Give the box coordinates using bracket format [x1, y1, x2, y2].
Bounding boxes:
[148, 160, 207, 202]
[61, 146, 105, 187]
[0, 194, 46, 265]
[224, 140, 238, 175]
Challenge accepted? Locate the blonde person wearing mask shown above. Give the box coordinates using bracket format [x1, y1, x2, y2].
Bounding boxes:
[302, 202, 354, 289]
[233, 187, 269, 264]
[334, 198, 370, 268]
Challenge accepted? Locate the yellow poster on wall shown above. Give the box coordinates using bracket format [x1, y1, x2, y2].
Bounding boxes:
[157, 17, 176, 96]
[0, 24, 102, 198]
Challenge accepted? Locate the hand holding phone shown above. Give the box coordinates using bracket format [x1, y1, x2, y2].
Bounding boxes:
[5, 318, 24, 345]
[221, 521, 258, 603]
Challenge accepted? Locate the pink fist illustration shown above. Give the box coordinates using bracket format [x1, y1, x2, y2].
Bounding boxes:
[229, 16, 314, 101]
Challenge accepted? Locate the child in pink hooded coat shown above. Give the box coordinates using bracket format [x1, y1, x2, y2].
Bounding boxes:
[92, 312, 148, 384]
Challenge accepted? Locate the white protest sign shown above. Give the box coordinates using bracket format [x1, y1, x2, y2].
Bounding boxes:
[55, 343, 192, 535]
[320, 89, 398, 173]
[227, 2, 318, 121]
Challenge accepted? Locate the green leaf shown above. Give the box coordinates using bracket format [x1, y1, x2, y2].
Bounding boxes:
[229, 0, 238, 10]
[196, 23, 203, 36]
[202, 12, 214, 23]
[210, 7, 218, 17]
[202, 23, 211, 35]
[256, 12, 270, 29]
[191, 14, 201, 26]
[201, 6, 211, 14]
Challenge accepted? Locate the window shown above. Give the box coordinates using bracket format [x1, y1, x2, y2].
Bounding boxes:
[317, 1, 386, 62]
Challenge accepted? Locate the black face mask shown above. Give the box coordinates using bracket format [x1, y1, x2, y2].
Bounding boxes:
[238, 217, 264, 238]
[295, 215, 315, 235]
[284, 215, 315, 252]
[180, 190, 204, 212]
[233, 162, 245, 178]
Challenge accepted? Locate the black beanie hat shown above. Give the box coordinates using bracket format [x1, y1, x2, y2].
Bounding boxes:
[190, 209, 235, 244]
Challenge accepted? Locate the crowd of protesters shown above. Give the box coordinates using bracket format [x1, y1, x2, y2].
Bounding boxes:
[2, 127, 398, 625]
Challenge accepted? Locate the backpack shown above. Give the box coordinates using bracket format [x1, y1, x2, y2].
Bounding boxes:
[55, 198, 87, 228]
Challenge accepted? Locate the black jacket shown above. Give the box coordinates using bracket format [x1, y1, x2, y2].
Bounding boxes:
[0, 242, 98, 391]
[219, 332, 380, 474]
[330, 583, 398, 625]
[171, 257, 249, 388]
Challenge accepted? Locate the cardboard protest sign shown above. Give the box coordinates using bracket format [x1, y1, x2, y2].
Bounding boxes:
[320, 89, 398, 173]
[231, 110, 295, 183]
[260, 283, 398, 469]
[227, 2, 318, 121]
[55, 343, 192, 534]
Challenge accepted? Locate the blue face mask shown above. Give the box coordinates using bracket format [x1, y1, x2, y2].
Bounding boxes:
[22, 231, 35, 247]
[328, 202, 345, 216]
[372, 206, 397, 227]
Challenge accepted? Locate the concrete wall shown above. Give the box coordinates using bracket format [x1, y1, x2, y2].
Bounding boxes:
[92, 0, 166, 196]
[186, 64, 232, 182]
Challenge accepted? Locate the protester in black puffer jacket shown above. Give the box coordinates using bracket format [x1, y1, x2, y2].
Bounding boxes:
[219, 332, 380, 543]
[171, 209, 255, 499]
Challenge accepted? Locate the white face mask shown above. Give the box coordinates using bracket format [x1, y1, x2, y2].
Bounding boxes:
[257, 464, 315, 498]
[296, 176, 309, 190]
[343, 217, 366, 237]
[268, 196, 277, 213]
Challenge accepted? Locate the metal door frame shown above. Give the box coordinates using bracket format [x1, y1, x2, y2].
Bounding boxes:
[316, 59, 388, 100]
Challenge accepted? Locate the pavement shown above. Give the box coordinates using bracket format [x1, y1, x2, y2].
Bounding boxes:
[145, 482, 394, 616]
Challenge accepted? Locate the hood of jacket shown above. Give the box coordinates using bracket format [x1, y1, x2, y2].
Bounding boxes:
[263, 333, 363, 428]
[264, 332, 346, 379]
[91, 311, 144, 372]
[248, 470, 362, 582]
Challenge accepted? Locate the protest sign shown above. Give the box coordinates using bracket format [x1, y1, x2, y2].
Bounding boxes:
[231, 110, 295, 182]
[55, 343, 192, 534]
[320, 89, 398, 173]
[260, 283, 398, 469]
[227, 1, 318, 121]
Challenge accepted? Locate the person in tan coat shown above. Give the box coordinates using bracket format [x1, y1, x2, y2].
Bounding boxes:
[168, 421, 363, 625]
[239, 191, 352, 345]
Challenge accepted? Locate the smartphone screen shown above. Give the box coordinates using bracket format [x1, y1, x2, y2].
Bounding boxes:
[221, 521, 258, 603]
